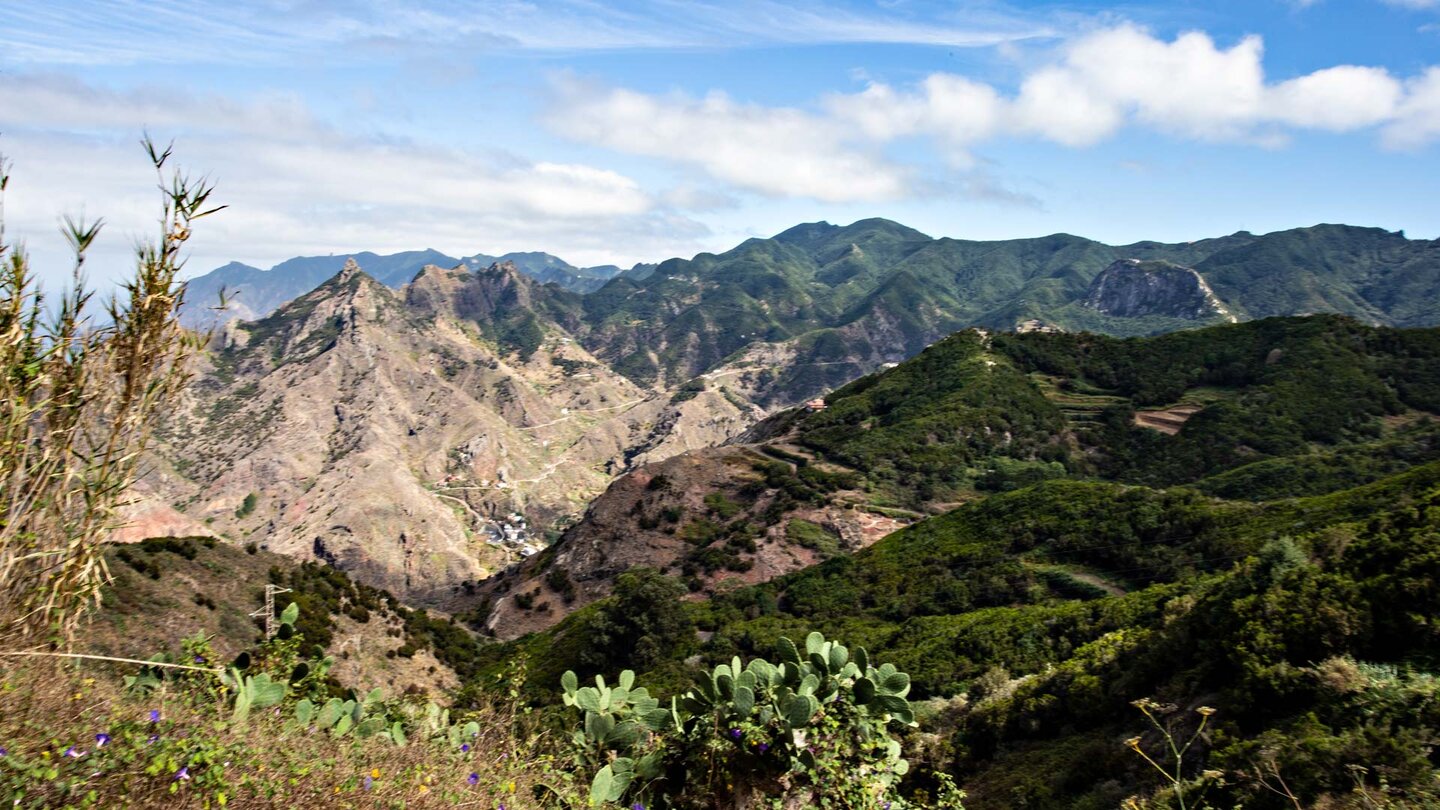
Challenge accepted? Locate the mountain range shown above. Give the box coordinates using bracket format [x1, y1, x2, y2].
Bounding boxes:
[475, 313, 1440, 638]
[146, 219, 1440, 610]
[183, 249, 647, 326]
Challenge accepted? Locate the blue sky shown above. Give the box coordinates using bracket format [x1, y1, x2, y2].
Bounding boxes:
[1, 0, 1437, 286]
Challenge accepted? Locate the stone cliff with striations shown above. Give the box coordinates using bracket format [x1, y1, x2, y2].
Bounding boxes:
[1082, 259, 1238, 322]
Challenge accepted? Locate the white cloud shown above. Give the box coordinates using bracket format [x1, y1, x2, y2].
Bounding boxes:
[1008, 26, 1398, 141]
[551, 23, 1437, 201]
[547, 80, 913, 203]
[825, 75, 1006, 150]
[0, 73, 703, 284]
[1010, 67, 1125, 146]
[1383, 67, 1440, 149]
[1268, 66, 1403, 130]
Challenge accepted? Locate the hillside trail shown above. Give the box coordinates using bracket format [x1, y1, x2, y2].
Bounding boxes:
[700, 360, 856, 380]
[1053, 566, 1128, 596]
[516, 397, 647, 431]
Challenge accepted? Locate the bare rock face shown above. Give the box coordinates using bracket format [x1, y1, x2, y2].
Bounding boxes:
[155, 261, 760, 605]
[1083, 259, 1238, 322]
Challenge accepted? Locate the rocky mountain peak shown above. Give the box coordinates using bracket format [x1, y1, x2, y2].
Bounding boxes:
[482, 259, 522, 276]
[337, 256, 363, 281]
[1083, 259, 1237, 322]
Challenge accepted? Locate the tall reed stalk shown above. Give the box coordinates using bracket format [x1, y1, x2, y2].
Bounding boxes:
[0, 138, 221, 645]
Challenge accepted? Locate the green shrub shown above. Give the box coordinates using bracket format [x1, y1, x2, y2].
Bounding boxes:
[234, 492, 259, 519]
[560, 631, 964, 809]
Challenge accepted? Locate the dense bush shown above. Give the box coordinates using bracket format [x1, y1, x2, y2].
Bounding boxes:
[560, 632, 965, 809]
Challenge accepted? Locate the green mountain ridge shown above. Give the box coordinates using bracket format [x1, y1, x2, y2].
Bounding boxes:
[561, 221, 1437, 403]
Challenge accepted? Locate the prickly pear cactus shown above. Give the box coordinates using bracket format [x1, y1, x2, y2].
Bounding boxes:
[562, 631, 918, 808]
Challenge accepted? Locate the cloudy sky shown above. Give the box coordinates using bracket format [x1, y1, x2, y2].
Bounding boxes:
[1, 0, 1438, 287]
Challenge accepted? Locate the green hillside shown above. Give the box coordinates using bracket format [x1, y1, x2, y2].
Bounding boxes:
[699, 461, 1440, 808]
[788, 315, 1440, 506]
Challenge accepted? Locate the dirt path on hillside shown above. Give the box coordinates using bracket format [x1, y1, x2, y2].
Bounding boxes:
[517, 398, 647, 431]
[1064, 569, 1128, 596]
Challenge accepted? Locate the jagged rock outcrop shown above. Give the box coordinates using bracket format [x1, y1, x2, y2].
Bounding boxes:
[1083, 259, 1237, 321]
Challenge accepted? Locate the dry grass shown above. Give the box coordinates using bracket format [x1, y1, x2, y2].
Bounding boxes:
[0, 659, 577, 808]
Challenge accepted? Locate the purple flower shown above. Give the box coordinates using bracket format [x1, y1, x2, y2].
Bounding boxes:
[633, 804, 646, 810]
[63, 746, 83, 758]
[95, 733, 111, 747]
[363, 775, 373, 791]
[147, 734, 160, 745]
[0, 746, 8, 756]
[174, 766, 190, 781]
[758, 743, 770, 753]
[461, 743, 470, 753]
[194, 656, 205, 664]
[729, 728, 742, 740]
[467, 772, 479, 785]
[148, 710, 160, 723]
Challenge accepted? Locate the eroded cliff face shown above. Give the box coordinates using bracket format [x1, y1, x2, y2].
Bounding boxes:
[156, 260, 759, 603]
[1083, 259, 1238, 322]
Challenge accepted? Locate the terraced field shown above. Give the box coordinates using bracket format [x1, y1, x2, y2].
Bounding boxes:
[1028, 373, 1128, 427]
